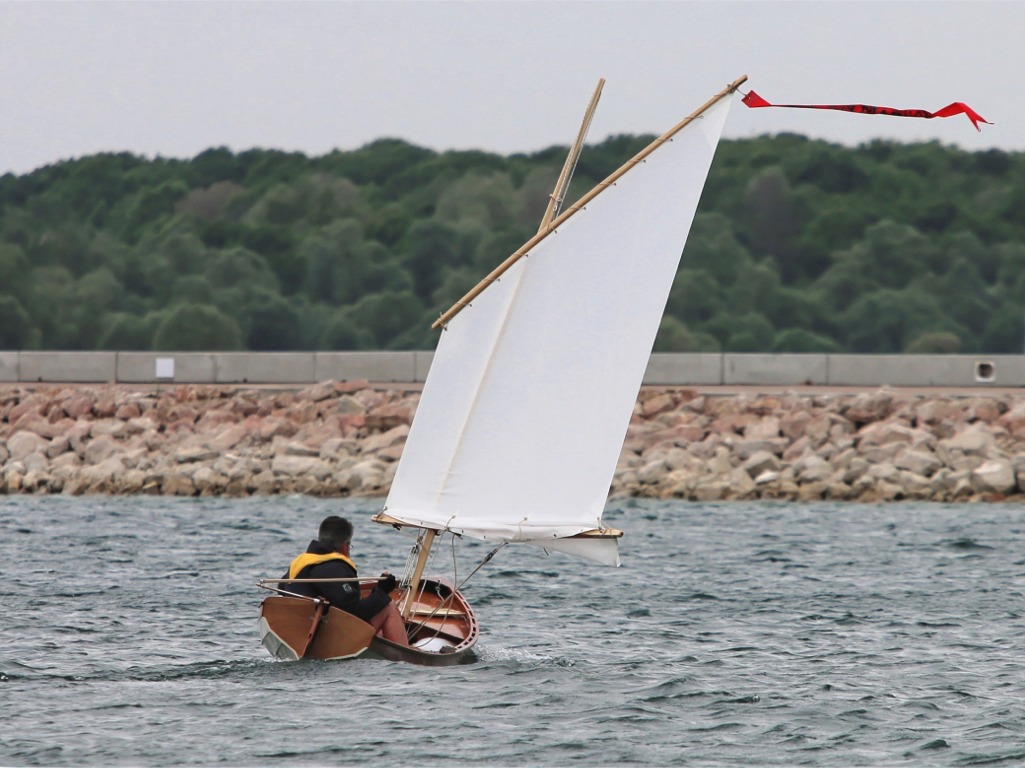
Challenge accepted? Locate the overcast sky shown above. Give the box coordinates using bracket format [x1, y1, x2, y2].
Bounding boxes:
[1, 1, 1019, 177]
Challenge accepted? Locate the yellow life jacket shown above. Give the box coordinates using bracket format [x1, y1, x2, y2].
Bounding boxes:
[288, 551, 357, 580]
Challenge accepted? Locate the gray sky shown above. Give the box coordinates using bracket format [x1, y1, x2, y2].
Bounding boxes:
[1, 1, 1019, 176]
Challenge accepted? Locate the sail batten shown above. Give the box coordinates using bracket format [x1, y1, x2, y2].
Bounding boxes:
[385, 82, 740, 567]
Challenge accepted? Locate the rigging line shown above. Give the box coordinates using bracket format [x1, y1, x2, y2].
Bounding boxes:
[450, 533, 458, 588]
[403, 542, 506, 639]
[400, 530, 424, 587]
[405, 578, 433, 642]
[455, 542, 505, 592]
[405, 581, 453, 644]
[256, 583, 327, 602]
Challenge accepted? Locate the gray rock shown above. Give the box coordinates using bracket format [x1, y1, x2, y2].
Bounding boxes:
[174, 445, 221, 464]
[23, 452, 49, 474]
[274, 439, 320, 458]
[83, 435, 122, 465]
[271, 454, 334, 480]
[743, 450, 780, 478]
[939, 425, 995, 458]
[78, 456, 126, 492]
[895, 448, 943, 478]
[637, 459, 668, 485]
[91, 419, 128, 438]
[841, 456, 870, 484]
[7, 431, 49, 462]
[733, 438, 788, 460]
[729, 467, 756, 497]
[793, 454, 832, 483]
[361, 425, 409, 454]
[971, 459, 1017, 494]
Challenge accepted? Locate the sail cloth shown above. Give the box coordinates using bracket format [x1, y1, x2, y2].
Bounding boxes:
[742, 90, 991, 131]
[383, 94, 734, 566]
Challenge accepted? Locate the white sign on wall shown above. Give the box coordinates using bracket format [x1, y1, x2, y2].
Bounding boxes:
[155, 357, 175, 380]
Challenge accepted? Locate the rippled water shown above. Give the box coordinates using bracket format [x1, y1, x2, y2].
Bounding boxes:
[3, 495, 1025, 766]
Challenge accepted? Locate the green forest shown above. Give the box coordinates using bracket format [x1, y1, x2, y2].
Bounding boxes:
[1, 131, 1023, 354]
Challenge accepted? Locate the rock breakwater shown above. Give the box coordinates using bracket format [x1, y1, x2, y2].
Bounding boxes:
[2, 382, 1025, 502]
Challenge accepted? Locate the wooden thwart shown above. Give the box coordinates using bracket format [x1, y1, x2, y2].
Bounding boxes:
[407, 605, 466, 618]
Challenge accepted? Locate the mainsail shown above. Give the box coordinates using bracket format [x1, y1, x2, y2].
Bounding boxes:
[383, 82, 740, 566]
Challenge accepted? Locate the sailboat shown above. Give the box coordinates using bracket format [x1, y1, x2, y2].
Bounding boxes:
[258, 75, 747, 665]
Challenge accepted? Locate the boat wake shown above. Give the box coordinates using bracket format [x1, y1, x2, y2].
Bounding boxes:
[473, 644, 576, 667]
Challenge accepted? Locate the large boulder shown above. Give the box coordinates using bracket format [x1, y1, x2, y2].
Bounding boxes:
[742, 450, 780, 478]
[7, 431, 49, 462]
[971, 459, 1017, 495]
[895, 448, 943, 477]
[793, 454, 832, 483]
[938, 424, 996, 460]
[844, 390, 895, 424]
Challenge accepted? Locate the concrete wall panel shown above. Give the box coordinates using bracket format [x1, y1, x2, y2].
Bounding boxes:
[215, 353, 316, 384]
[978, 356, 1025, 386]
[643, 353, 722, 385]
[724, 354, 828, 386]
[825, 355, 1025, 387]
[0, 352, 17, 382]
[413, 351, 435, 383]
[18, 352, 116, 383]
[315, 352, 417, 383]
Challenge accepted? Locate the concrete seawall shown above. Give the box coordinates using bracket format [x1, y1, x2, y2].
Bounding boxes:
[2, 351, 1023, 388]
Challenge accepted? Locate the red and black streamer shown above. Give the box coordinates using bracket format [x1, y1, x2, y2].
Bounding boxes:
[742, 90, 991, 132]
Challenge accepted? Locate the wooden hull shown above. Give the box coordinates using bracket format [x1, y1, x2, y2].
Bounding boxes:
[259, 578, 478, 666]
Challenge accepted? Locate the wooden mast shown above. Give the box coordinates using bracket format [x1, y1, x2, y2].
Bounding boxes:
[385, 81, 611, 616]
[432, 75, 748, 330]
[537, 78, 604, 233]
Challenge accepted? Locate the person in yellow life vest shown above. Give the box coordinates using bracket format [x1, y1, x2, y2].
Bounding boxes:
[284, 515, 409, 647]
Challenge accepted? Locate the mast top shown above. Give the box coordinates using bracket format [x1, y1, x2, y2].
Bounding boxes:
[431, 75, 748, 330]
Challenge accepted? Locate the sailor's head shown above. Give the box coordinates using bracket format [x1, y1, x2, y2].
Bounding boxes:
[318, 516, 353, 552]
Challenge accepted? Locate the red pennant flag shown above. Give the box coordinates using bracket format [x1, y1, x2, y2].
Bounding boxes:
[742, 90, 991, 132]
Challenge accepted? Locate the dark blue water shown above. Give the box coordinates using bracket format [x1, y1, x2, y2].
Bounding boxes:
[3, 495, 1024, 767]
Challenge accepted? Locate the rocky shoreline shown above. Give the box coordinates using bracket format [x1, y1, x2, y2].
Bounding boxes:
[2, 382, 1025, 502]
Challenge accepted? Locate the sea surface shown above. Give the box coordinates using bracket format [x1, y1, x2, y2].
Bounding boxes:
[2, 495, 1025, 767]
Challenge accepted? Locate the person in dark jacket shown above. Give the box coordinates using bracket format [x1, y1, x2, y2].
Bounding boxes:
[284, 515, 408, 646]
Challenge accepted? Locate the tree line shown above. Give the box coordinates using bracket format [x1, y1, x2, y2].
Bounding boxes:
[1, 131, 1023, 354]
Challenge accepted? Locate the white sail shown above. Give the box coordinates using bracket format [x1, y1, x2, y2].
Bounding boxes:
[383, 90, 735, 566]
